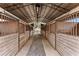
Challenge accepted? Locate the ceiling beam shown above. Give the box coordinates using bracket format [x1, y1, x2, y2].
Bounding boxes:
[3, 4, 18, 9]
[6, 4, 33, 11]
[22, 6, 33, 21]
[42, 4, 70, 13]
[51, 4, 70, 11]
[16, 5, 31, 22]
[38, 4, 69, 22]
[48, 12, 64, 22]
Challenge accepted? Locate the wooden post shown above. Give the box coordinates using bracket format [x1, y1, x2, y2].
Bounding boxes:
[49, 24, 50, 33]
[29, 25, 30, 39]
[70, 15, 72, 35]
[75, 13, 78, 36]
[17, 20, 20, 52]
[45, 24, 47, 39]
[72, 14, 74, 36]
[55, 22, 57, 50]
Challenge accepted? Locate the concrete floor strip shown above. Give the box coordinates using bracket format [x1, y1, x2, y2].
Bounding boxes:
[42, 39, 60, 56]
[16, 39, 33, 56]
[26, 35, 46, 56]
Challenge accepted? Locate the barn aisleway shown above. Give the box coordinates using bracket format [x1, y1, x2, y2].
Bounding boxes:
[26, 35, 46, 56]
[0, 3, 79, 56]
[17, 35, 60, 56]
[16, 35, 60, 56]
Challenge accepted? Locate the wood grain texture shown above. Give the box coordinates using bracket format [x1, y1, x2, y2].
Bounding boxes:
[0, 33, 18, 56]
[42, 39, 60, 56]
[56, 33, 79, 56]
[20, 31, 29, 49]
[0, 31, 29, 56]
[46, 32, 55, 49]
[47, 31, 79, 56]
[16, 38, 33, 56]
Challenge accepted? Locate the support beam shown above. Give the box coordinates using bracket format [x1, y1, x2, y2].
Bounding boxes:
[51, 4, 70, 11]
[5, 4, 33, 11]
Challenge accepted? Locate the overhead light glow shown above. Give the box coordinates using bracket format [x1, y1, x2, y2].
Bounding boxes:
[0, 19, 7, 22]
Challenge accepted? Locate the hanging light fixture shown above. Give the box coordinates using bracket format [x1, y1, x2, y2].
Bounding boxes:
[36, 4, 40, 22]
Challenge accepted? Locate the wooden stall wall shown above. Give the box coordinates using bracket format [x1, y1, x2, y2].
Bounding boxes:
[46, 24, 50, 38]
[41, 25, 47, 37]
[56, 14, 79, 56]
[0, 33, 18, 56]
[46, 23, 56, 49]
[47, 6, 79, 55]
[46, 5, 79, 55]
[19, 23, 29, 49]
[0, 7, 30, 56]
[0, 15, 18, 56]
[56, 33, 79, 56]
[0, 14, 29, 56]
